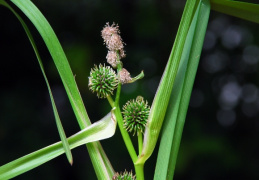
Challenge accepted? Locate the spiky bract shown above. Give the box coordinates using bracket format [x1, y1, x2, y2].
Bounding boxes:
[112, 170, 136, 180]
[88, 64, 118, 98]
[122, 96, 150, 135]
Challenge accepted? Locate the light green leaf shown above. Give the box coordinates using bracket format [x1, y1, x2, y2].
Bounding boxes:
[0, 112, 116, 180]
[210, 0, 259, 24]
[136, 0, 198, 165]
[0, 0, 73, 165]
[10, 0, 90, 128]
[154, 0, 210, 179]
[9, 0, 114, 178]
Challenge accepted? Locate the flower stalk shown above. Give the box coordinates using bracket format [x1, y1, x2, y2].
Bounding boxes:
[89, 22, 148, 179]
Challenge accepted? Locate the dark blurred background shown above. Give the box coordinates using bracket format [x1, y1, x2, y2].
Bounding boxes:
[0, 0, 259, 179]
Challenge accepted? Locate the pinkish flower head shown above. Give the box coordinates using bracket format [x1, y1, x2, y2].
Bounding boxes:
[101, 22, 120, 44]
[119, 49, 126, 58]
[106, 33, 124, 51]
[101, 22, 125, 51]
[106, 51, 118, 68]
[119, 68, 132, 84]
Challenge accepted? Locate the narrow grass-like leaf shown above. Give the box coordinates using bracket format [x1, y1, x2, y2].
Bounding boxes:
[210, 0, 259, 24]
[154, 0, 210, 179]
[10, 0, 114, 178]
[0, 112, 116, 180]
[136, 0, 198, 165]
[168, 2, 210, 178]
[154, 2, 201, 179]
[0, 0, 73, 165]
[10, 0, 89, 128]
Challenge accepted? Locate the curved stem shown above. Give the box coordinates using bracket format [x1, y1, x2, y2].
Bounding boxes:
[107, 76, 137, 163]
[112, 50, 143, 177]
[107, 95, 115, 107]
[114, 106, 138, 162]
[129, 71, 144, 83]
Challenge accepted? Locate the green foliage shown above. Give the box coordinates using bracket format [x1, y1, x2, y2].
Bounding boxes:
[136, 0, 198, 165]
[0, 0, 73, 166]
[0, 112, 117, 180]
[210, 0, 259, 23]
[2, 0, 115, 179]
[1, 0, 259, 179]
[155, 0, 210, 179]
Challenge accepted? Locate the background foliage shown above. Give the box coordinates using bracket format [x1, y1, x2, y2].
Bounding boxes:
[0, 0, 259, 179]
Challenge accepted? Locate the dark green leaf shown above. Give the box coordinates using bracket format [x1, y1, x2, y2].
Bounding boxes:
[210, 0, 259, 24]
[154, 0, 210, 179]
[136, 0, 197, 165]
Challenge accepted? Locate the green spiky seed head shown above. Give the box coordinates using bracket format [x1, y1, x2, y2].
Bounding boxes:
[112, 170, 136, 180]
[122, 96, 150, 135]
[88, 64, 118, 98]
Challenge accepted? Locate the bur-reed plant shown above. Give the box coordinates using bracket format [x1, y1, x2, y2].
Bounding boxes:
[0, 0, 259, 179]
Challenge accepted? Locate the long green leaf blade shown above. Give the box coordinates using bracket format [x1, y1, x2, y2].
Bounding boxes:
[0, 0, 73, 165]
[168, 2, 210, 178]
[210, 0, 259, 24]
[10, 0, 115, 178]
[10, 0, 89, 128]
[136, 0, 198, 165]
[154, 1, 203, 179]
[154, 0, 210, 179]
[0, 112, 116, 180]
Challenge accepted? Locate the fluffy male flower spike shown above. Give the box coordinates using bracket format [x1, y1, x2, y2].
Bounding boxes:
[106, 50, 118, 68]
[107, 33, 124, 51]
[101, 22, 120, 44]
[88, 64, 118, 98]
[112, 170, 136, 180]
[122, 96, 150, 136]
[102, 22, 126, 67]
[101, 22, 124, 51]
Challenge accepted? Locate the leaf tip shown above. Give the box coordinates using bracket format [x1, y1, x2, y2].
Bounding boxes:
[69, 158, 73, 166]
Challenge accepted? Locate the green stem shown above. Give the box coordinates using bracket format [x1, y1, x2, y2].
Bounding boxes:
[135, 163, 144, 180]
[115, 60, 122, 105]
[115, 82, 121, 105]
[113, 51, 137, 161]
[138, 132, 143, 155]
[136, 132, 144, 180]
[113, 50, 142, 177]
[107, 69, 137, 163]
[107, 95, 115, 107]
[114, 106, 138, 162]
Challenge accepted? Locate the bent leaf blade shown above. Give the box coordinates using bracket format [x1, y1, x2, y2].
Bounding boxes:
[0, 0, 73, 166]
[0, 112, 116, 180]
[10, 0, 115, 178]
